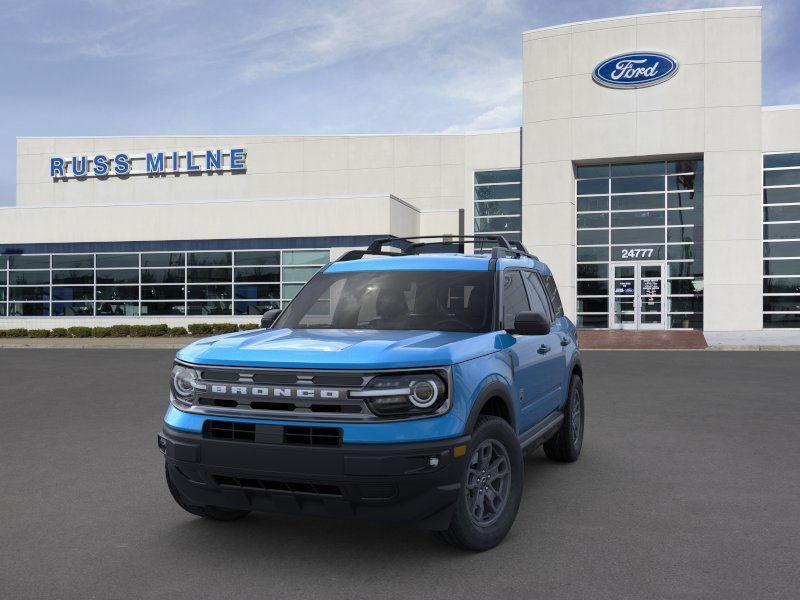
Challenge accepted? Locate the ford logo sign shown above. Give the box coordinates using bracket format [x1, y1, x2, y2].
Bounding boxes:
[593, 52, 679, 89]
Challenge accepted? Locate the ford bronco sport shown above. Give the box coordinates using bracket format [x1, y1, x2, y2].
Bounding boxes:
[159, 235, 584, 551]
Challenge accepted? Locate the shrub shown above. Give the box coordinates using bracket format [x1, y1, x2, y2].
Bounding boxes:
[210, 323, 239, 335]
[91, 327, 113, 338]
[188, 323, 214, 336]
[50, 328, 69, 338]
[129, 325, 149, 337]
[147, 324, 169, 337]
[28, 329, 51, 338]
[167, 326, 188, 337]
[67, 326, 92, 338]
[4, 328, 29, 338]
[238, 323, 260, 331]
[109, 324, 132, 337]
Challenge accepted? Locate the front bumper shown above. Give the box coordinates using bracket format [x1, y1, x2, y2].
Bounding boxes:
[159, 424, 470, 530]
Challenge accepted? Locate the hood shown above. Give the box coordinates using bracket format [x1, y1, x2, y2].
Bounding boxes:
[176, 328, 502, 370]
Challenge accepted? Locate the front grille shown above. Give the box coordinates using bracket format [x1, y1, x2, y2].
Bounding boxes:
[204, 420, 342, 447]
[284, 425, 342, 447]
[206, 420, 255, 441]
[213, 475, 343, 497]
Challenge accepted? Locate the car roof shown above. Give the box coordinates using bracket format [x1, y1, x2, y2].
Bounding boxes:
[325, 253, 551, 274]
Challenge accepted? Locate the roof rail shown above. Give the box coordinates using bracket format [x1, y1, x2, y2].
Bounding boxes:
[335, 235, 538, 262]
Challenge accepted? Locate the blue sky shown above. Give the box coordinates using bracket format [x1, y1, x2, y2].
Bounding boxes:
[1, 0, 798, 206]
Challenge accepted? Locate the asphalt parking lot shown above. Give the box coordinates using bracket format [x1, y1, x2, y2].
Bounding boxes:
[1, 350, 798, 600]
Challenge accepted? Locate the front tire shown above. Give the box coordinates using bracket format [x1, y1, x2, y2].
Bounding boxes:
[438, 416, 523, 551]
[543, 374, 584, 462]
[165, 464, 251, 521]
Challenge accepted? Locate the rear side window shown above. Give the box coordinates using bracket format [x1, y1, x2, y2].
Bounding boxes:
[502, 271, 530, 329]
[522, 271, 552, 322]
[544, 274, 564, 318]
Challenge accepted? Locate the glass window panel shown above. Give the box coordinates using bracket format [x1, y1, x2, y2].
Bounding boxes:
[501, 271, 530, 329]
[0, 303, 5, 315]
[611, 210, 665, 228]
[8, 302, 49, 316]
[53, 286, 94, 301]
[0, 255, 6, 269]
[667, 174, 700, 191]
[577, 230, 608, 245]
[0, 289, 4, 301]
[667, 227, 694, 243]
[234, 284, 280, 300]
[576, 179, 608, 195]
[10, 287, 50, 301]
[611, 194, 664, 210]
[611, 228, 664, 244]
[667, 209, 699, 226]
[577, 298, 608, 312]
[611, 246, 665, 261]
[187, 267, 231, 283]
[96, 286, 138, 301]
[474, 216, 521, 233]
[577, 281, 608, 295]
[283, 250, 330, 265]
[764, 278, 800, 294]
[667, 160, 702, 174]
[187, 301, 232, 315]
[141, 268, 185, 284]
[141, 285, 185, 300]
[763, 187, 800, 204]
[764, 314, 800, 328]
[764, 223, 800, 240]
[96, 302, 138, 316]
[667, 191, 702, 209]
[52, 254, 93, 269]
[96, 254, 138, 268]
[187, 285, 232, 300]
[283, 266, 320, 282]
[577, 264, 608, 279]
[474, 200, 521, 217]
[764, 205, 800, 223]
[577, 314, 608, 328]
[611, 162, 664, 177]
[282, 283, 305, 300]
[669, 297, 703, 312]
[10, 270, 50, 285]
[474, 184, 521, 200]
[9, 255, 49, 269]
[96, 269, 138, 284]
[668, 279, 702, 295]
[763, 296, 800, 312]
[187, 251, 231, 266]
[668, 262, 697, 277]
[577, 247, 609, 262]
[764, 259, 800, 276]
[52, 302, 93, 316]
[764, 153, 800, 169]
[577, 197, 608, 212]
[141, 253, 185, 268]
[234, 251, 279, 266]
[576, 165, 608, 179]
[234, 266, 280, 282]
[235, 300, 281, 315]
[577, 213, 608, 229]
[52, 270, 93, 284]
[0, 272, 5, 286]
[611, 176, 663, 194]
[764, 170, 800, 187]
[764, 241, 800, 258]
[140, 302, 185, 316]
[543, 274, 564, 318]
[474, 170, 520, 184]
[669, 314, 703, 329]
[667, 245, 694, 261]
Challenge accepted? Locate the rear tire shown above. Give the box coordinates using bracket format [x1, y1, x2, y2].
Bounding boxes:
[165, 463, 251, 521]
[543, 375, 584, 463]
[437, 416, 523, 551]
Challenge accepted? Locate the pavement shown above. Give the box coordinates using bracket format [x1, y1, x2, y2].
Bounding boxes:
[0, 350, 798, 600]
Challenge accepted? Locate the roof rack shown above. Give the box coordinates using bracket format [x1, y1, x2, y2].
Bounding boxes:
[335, 235, 538, 262]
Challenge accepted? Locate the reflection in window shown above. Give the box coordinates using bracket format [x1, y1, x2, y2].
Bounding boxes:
[474, 170, 521, 245]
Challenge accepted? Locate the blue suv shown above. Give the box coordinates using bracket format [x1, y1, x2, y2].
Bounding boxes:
[159, 236, 584, 551]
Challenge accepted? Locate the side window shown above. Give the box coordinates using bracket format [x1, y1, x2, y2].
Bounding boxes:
[544, 274, 564, 318]
[522, 271, 552, 322]
[502, 271, 530, 329]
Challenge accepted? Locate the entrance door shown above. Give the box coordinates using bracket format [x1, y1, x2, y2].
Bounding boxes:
[610, 262, 666, 330]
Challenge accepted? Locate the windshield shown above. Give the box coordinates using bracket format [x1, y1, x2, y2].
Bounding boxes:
[275, 270, 495, 332]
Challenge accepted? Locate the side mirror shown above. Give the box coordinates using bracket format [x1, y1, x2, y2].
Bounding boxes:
[260, 308, 282, 329]
[509, 311, 551, 336]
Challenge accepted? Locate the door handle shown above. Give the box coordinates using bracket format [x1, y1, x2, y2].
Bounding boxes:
[560, 337, 570, 346]
[538, 344, 551, 354]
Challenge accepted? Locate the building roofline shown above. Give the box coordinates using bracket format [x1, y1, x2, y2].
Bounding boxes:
[763, 104, 800, 112]
[522, 5, 761, 36]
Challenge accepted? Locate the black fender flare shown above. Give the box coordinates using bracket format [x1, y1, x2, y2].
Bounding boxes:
[464, 380, 516, 434]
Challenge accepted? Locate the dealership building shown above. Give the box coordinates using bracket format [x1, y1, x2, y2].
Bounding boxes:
[2, 6, 799, 335]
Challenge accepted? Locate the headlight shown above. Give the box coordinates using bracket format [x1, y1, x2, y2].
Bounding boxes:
[170, 364, 200, 405]
[351, 372, 448, 417]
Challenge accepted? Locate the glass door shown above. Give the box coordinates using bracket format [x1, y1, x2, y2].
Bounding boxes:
[610, 262, 666, 330]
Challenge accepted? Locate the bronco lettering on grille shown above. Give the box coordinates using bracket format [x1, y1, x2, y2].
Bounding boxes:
[207, 384, 341, 400]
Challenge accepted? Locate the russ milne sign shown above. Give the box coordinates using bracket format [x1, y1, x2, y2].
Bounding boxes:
[593, 52, 678, 89]
[50, 148, 246, 179]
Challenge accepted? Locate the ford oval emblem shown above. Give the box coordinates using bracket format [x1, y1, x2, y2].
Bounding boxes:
[593, 52, 679, 89]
